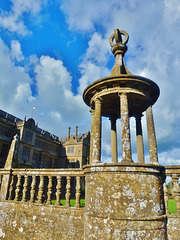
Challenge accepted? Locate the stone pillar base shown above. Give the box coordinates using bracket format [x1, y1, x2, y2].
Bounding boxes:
[84, 214, 167, 239]
[84, 163, 167, 240]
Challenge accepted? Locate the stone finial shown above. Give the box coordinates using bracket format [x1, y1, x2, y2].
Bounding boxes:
[109, 28, 129, 56]
[109, 27, 131, 76]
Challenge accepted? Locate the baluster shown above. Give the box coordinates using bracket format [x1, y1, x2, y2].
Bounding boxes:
[14, 175, 21, 201]
[8, 175, 15, 200]
[65, 176, 71, 207]
[75, 176, 81, 208]
[46, 176, 53, 205]
[22, 175, 28, 202]
[30, 175, 36, 203]
[55, 176, 62, 206]
[163, 183, 168, 213]
[37, 176, 44, 204]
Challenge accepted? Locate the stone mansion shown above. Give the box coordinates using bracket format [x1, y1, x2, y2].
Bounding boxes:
[0, 109, 90, 169]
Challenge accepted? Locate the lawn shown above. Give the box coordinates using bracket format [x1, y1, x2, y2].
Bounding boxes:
[168, 200, 177, 213]
[40, 198, 177, 213]
[51, 199, 85, 207]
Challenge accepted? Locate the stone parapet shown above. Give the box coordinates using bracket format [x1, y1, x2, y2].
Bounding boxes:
[0, 201, 84, 240]
[84, 163, 167, 239]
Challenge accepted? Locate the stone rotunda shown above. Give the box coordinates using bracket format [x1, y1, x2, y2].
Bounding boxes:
[83, 28, 167, 239]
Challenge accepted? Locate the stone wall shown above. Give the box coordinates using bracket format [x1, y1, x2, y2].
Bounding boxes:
[167, 215, 180, 240]
[0, 165, 180, 239]
[0, 201, 179, 239]
[0, 202, 84, 240]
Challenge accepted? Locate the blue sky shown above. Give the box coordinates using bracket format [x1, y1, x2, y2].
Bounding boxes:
[0, 0, 180, 165]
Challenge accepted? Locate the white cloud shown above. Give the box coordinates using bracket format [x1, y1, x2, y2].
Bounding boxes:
[60, 0, 110, 31]
[10, 40, 24, 62]
[0, 0, 46, 35]
[33, 55, 90, 135]
[78, 61, 110, 94]
[77, 33, 111, 94]
[0, 38, 32, 116]
[11, 0, 43, 16]
[50, 111, 62, 120]
[159, 148, 180, 166]
[0, 13, 30, 36]
[164, 0, 180, 24]
[0, 37, 91, 137]
[84, 33, 110, 65]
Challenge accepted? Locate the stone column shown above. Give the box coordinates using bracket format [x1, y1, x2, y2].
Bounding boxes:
[89, 109, 95, 164]
[146, 106, 158, 164]
[110, 116, 118, 163]
[120, 93, 132, 162]
[135, 114, 144, 163]
[171, 174, 180, 213]
[91, 98, 102, 164]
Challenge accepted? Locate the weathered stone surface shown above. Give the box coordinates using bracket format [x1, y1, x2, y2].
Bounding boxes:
[91, 98, 102, 164]
[84, 215, 167, 240]
[0, 202, 84, 240]
[120, 93, 132, 162]
[84, 163, 167, 239]
[167, 215, 180, 240]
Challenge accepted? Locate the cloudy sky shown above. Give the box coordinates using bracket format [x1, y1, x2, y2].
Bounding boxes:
[0, 0, 180, 166]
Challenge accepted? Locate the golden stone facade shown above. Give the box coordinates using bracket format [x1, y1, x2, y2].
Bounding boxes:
[0, 109, 90, 169]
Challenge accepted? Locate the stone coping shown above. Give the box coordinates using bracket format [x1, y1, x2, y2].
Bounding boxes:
[83, 162, 165, 174]
[165, 165, 180, 175]
[167, 213, 180, 218]
[11, 168, 84, 176]
[0, 168, 11, 175]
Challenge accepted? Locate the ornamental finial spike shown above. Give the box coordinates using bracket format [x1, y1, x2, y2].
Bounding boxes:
[109, 28, 129, 56]
[109, 28, 131, 76]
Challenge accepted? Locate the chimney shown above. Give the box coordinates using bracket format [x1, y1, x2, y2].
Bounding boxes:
[67, 127, 71, 140]
[75, 126, 78, 140]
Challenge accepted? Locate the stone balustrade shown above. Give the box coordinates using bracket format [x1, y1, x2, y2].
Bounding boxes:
[0, 168, 85, 207]
[165, 166, 180, 214]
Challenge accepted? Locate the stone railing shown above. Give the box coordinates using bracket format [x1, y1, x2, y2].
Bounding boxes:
[164, 166, 180, 214]
[0, 168, 85, 208]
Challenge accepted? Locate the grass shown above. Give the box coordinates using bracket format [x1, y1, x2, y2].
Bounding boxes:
[36, 198, 177, 213]
[51, 199, 85, 207]
[168, 199, 177, 213]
